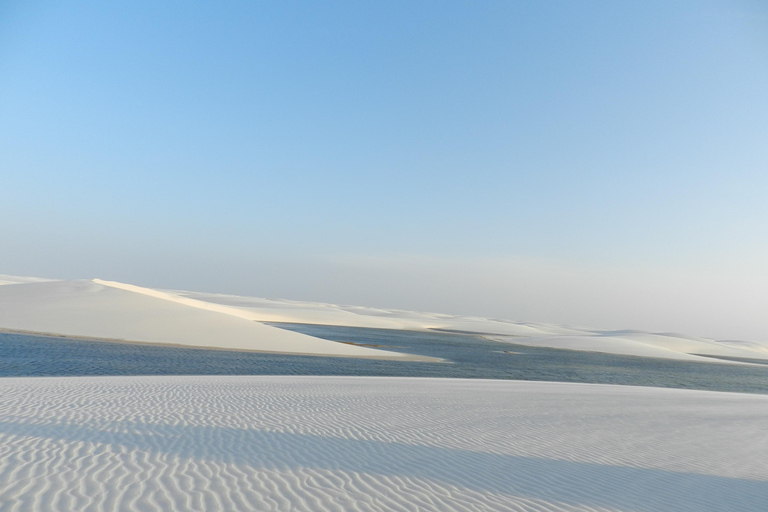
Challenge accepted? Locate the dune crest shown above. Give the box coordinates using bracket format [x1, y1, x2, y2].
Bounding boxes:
[94, 279, 268, 322]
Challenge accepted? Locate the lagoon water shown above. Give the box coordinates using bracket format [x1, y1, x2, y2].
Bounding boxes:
[1, 323, 767, 394]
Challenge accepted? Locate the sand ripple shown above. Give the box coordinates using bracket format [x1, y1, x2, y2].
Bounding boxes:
[0, 376, 766, 511]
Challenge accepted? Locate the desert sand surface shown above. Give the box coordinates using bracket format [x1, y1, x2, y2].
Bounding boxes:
[171, 290, 768, 363]
[0, 275, 56, 286]
[0, 277, 434, 361]
[0, 376, 765, 512]
[173, 283, 768, 363]
[1, 274, 767, 363]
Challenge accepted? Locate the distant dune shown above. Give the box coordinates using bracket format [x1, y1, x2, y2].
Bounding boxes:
[1, 274, 767, 363]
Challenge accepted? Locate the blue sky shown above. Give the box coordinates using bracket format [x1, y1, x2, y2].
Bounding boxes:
[2, 1, 767, 340]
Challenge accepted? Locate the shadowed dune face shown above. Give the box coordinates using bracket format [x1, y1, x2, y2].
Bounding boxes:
[0, 376, 766, 512]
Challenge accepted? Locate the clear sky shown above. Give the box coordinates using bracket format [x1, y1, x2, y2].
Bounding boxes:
[2, 0, 767, 341]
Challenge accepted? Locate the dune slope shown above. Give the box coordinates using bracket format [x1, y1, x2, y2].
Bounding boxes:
[0, 279, 429, 360]
[176, 287, 768, 363]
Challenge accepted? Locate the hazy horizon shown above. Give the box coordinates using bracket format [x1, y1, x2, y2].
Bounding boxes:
[2, 1, 767, 342]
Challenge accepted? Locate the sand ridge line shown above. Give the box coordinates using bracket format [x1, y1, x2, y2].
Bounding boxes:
[93, 279, 266, 323]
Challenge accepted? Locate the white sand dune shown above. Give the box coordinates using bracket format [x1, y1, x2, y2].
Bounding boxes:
[1, 274, 767, 363]
[0, 376, 765, 512]
[173, 287, 586, 335]
[0, 279, 433, 360]
[0, 274, 56, 286]
[484, 333, 768, 363]
[175, 287, 768, 363]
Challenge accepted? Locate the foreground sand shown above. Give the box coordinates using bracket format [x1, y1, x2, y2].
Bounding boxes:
[0, 376, 765, 511]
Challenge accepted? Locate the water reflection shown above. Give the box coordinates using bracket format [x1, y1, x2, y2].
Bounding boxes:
[1, 324, 766, 395]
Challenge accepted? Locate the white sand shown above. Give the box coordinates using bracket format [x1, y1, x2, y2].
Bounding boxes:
[0, 274, 55, 286]
[0, 278, 434, 361]
[1, 274, 767, 363]
[0, 376, 765, 511]
[2, 278, 766, 510]
[175, 285, 768, 363]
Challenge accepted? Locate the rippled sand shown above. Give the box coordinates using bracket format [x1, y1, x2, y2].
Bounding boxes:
[0, 376, 765, 511]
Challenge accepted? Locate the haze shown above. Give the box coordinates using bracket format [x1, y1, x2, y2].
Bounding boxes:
[1, 1, 767, 342]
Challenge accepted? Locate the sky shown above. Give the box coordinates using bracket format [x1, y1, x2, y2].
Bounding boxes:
[2, 0, 767, 341]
